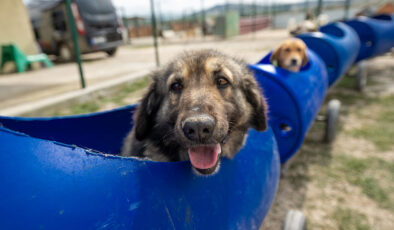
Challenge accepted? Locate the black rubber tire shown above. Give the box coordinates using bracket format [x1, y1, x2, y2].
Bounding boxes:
[355, 61, 367, 92]
[106, 48, 118, 57]
[57, 43, 74, 62]
[282, 210, 306, 230]
[324, 99, 341, 144]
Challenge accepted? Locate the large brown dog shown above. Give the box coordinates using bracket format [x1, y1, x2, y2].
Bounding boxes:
[122, 49, 267, 175]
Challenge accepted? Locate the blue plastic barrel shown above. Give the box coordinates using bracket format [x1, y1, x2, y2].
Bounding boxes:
[297, 22, 361, 86]
[249, 50, 328, 163]
[345, 14, 394, 61]
[0, 105, 280, 230]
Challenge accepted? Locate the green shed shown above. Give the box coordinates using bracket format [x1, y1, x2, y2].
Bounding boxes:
[214, 12, 240, 38]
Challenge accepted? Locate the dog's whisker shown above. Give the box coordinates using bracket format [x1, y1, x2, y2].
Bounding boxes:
[158, 129, 176, 142]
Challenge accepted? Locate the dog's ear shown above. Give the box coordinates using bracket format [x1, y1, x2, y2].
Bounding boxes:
[133, 79, 162, 141]
[270, 47, 281, 65]
[242, 74, 268, 131]
[301, 49, 309, 67]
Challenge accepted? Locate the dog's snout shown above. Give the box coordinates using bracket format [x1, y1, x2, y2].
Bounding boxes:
[182, 115, 215, 142]
[290, 58, 298, 65]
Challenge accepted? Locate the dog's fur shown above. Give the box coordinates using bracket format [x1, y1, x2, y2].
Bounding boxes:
[122, 49, 267, 175]
[270, 38, 309, 72]
[377, 3, 394, 15]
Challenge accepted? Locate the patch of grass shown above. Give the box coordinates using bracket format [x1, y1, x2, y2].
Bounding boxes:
[326, 89, 365, 106]
[299, 141, 333, 166]
[128, 44, 153, 49]
[333, 208, 370, 230]
[54, 76, 149, 116]
[286, 169, 309, 189]
[354, 177, 390, 209]
[124, 77, 150, 93]
[366, 76, 382, 87]
[336, 75, 357, 89]
[377, 94, 394, 106]
[326, 74, 379, 107]
[350, 96, 394, 151]
[339, 155, 368, 174]
[284, 133, 334, 189]
[378, 96, 394, 121]
[351, 126, 394, 151]
[385, 160, 394, 177]
[69, 101, 100, 114]
[103, 76, 150, 105]
[335, 155, 393, 211]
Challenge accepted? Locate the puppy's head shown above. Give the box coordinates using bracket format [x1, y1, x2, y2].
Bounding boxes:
[270, 38, 308, 72]
[133, 50, 267, 174]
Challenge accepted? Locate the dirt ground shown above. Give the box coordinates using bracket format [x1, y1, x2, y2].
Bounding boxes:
[53, 49, 394, 230]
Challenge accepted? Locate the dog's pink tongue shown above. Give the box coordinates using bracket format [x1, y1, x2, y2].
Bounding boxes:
[188, 144, 221, 169]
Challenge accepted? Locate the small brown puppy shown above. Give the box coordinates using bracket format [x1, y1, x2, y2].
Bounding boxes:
[122, 49, 268, 175]
[270, 38, 309, 72]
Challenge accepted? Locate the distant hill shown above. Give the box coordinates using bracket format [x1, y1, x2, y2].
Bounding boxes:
[189, 0, 363, 18]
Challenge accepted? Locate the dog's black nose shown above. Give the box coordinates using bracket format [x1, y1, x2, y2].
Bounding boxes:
[182, 115, 215, 142]
[290, 58, 298, 65]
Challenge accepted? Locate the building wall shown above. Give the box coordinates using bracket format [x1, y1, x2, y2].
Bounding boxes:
[0, 0, 37, 64]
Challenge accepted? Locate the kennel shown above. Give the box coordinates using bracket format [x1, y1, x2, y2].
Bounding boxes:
[249, 49, 329, 163]
[0, 105, 280, 230]
[345, 14, 394, 61]
[297, 22, 361, 86]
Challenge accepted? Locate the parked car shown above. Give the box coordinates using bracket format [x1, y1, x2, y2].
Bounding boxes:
[29, 0, 123, 61]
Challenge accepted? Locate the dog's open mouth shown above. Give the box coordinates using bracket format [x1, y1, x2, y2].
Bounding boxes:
[188, 144, 221, 174]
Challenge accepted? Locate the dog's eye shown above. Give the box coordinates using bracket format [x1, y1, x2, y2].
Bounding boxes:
[296, 47, 301, 52]
[216, 77, 229, 88]
[170, 82, 183, 92]
[284, 48, 290, 52]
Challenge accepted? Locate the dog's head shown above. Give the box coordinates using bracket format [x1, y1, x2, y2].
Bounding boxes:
[270, 38, 308, 72]
[133, 50, 267, 174]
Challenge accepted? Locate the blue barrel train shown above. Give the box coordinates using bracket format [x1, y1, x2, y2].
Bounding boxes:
[345, 14, 394, 61]
[0, 13, 393, 229]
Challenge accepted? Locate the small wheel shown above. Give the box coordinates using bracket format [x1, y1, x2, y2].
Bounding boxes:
[58, 43, 74, 62]
[106, 48, 117, 57]
[282, 210, 306, 230]
[355, 61, 367, 92]
[324, 99, 341, 144]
